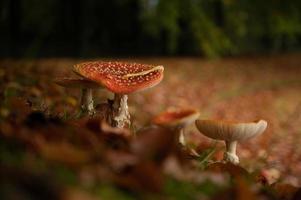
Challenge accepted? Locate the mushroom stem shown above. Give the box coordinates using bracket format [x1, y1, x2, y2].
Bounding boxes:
[112, 94, 130, 128]
[173, 126, 187, 146]
[224, 141, 239, 164]
[178, 128, 186, 146]
[80, 88, 94, 115]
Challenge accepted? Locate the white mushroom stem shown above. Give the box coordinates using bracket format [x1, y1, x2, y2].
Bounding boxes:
[112, 94, 130, 128]
[179, 128, 186, 146]
[173, 126, 186, 146]
[80, 88, 94, 115]
[224, 140, 239, 164]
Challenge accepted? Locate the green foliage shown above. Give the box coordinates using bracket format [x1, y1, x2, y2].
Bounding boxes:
[196, 143, 217, 169]
[139, 0, 301, 56]
[94, 184, 136, 200]
[1, 0, 301, 57]
[164, 178, 223, 199]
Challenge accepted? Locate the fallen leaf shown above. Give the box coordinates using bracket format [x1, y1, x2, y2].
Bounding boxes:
[113, 161, 163, 193]
[272, 183, 300, 200]
[131, 126, 175, 163]
[34, 136, 91, 167]
[206, 162, 250, 178]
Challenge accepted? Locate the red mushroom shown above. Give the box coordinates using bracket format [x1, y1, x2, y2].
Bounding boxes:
[55, 77, 102, 115]
[73, 61, 164, 128]
[153, 108, 200, 146]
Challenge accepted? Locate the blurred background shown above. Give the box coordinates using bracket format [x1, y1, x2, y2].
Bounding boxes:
[1, 0, 301, 58]
[1, 1, 301, 199]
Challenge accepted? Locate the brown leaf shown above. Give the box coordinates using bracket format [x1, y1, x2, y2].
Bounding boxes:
[34, 136, 91, 167]
[272, 183, 300, 200]
[113, 161, 163, 193]
[206, 162, 250, 178]
[105, 150, 138, 172]
[211, 188, 236, 200]
[235, 176, 257, 200]
[71, 116, 101, 133]
[100, 121, 131, 138]
[70, 116, 129, 150]
[131, 126, 176, 163]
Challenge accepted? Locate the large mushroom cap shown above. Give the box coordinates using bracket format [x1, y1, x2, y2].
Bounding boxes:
[153, 108, 200, 128]
[73, 61, 164, 94]
[195, 119, 267, 141]
[54, 77, 101, 89]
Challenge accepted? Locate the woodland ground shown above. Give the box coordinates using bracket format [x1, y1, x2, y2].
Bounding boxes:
[1, 54, 301, 199]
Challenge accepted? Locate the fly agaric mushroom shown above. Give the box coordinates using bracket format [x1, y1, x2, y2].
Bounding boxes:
[55, 77, 101, 115]
[195, 119, 267, 164]
[152, 108, 200, 146]
[73, 61, 164, 128]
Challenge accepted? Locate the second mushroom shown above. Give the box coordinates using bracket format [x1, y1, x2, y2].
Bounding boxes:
[195, 119, 268, 164]
[54, 77, 101, 116]
[153, 108, 200, 146]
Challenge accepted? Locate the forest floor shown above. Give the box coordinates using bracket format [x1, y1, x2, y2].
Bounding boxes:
[1, 54, 301, 199]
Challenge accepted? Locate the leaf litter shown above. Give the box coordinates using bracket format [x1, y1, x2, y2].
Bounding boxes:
[1, 55, 301, 199]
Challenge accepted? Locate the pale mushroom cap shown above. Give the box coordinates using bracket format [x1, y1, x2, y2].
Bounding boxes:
[153, 109, 200, 128]
[195, 119, 267, 141]
[73, 61, 164, 94]
[54, 77, 101, 89]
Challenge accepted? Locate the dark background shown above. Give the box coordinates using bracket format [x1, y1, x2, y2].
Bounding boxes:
[1, 0, 301, 58]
